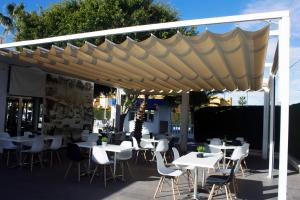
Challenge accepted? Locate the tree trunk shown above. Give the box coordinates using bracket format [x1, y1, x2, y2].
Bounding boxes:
[118, 113, 127, 132]
[134, 95, 148, 143]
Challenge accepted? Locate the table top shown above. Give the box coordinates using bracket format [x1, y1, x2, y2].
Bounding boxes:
[76, 142, 133, 153]
[209, 144, 240, 150]
[0, 136, 35, 143]
[173, 152, 223, 169]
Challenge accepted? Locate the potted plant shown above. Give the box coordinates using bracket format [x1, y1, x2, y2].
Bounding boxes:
[101, 136, 108, 147]
[196, 145, 205, 158]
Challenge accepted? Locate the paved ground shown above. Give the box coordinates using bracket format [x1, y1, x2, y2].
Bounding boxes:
[0, 151, 299, 200]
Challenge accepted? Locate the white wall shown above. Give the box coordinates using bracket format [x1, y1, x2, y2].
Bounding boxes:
[0, 63, 8, 132]
[123, 105, 172, 134]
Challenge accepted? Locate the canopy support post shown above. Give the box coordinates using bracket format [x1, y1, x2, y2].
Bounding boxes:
[0, 63, 8, 132]
[278, 14, 290, 200]
[262, 89, 270, 159]
[180, 92, 189, 152]
[268, 75, 275, 179]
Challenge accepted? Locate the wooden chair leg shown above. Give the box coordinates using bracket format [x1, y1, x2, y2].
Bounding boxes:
[159, 176, 165, 192]
[208, 184, 216, 200]
[240, 164, 245, 177]
[64, 162, 73, 179]
[6, 151, 10, 167]
[154, 176, 163, 199]
[227, 184, 233, 200]
[78, 163, 81, 182]
[104, 165, 107, 188]
[90, 166, 98, 184]
[135, 151, 140, 164]
[56, 151, 62, 164]
[171, 178, 176, 200]
[224, 185, 230, 200]
[30, 154, 34, 172]
[38, 154, 43, 168]
[175, 177, 180, 196]
[126, 161, 133, 179]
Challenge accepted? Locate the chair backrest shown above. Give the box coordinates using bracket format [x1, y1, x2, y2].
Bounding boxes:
[155, 151, 172, 176]
[92, 146, 110, 165]
[87, 133, 99, 142]
[140, 139, 154, 149]
[210, 138, 222, 145]
[30, 136, 44, 152]
[242, 142, 250, 156]
[120, 140, 132, 148]
[67, 143, 84, 161]
[24, 132, 33, 137]
[118, 141, 133, 159]
[131, 136, 140, 150]
[0, 132, 15, 149]
[235, 137, 245, 143]
[50, 136, 62, 150]
[207, 144, 222, 154]
[156, 139, 169, 153]
[172, 147, 180, 161]
[230, 147, 244, 173]
[142, 134, 150, 139]
[0, 132, 10, 138]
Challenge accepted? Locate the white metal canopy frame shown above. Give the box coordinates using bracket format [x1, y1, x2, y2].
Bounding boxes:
[0, 11, 290, 199]
[0, 26, 270, 93]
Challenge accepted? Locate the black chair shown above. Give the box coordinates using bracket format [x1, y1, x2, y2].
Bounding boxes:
[206, 161, 237, 200]
[64, 143, 86, 182]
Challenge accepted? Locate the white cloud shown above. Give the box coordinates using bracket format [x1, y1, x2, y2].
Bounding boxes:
[240, 0, 300, 105]
[241, 0, 300, 39]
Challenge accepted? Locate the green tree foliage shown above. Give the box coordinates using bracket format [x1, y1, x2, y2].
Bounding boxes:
[0, 3, 25, 35]
[1, 0, 196, 49]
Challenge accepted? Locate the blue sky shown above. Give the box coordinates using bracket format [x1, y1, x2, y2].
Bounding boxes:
[1, 0, 299, 105]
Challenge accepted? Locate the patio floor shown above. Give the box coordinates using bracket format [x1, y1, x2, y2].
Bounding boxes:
[0, 152, 299, 200]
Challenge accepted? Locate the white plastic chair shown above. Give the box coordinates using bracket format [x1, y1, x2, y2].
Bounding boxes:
[0, 132, 17, 166]
[142, 134, 150, 139]
[116, 141, 133, 181]
[23, 132, 33, 147]
[172, 147, 193, 190]
[81, 130, 90, 141]
[90, 146, 113, 187]
[132, 136, 142, 163]
[210, 138, 222, 145]
[87, 133, 99, 143]
[21, 136, 44, 172]
[235, 137, 245, 143]
[140, 139, 154, 161]
[216, 146, 244, 194]
[155, 139, 169, 163]
[241, 142, 250, 170]
[153, 151, 183, 200]
[48, 135, 62, 167]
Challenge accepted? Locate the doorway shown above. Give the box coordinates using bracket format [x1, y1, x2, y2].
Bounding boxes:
[5, 96, 43, 136]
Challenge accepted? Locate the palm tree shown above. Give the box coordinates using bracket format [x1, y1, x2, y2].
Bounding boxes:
[0, 3, 25, 35]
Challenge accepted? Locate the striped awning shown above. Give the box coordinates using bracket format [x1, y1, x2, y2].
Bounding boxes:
[0, 25, 269, 94]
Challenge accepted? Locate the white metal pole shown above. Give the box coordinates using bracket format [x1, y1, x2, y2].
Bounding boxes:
[268, 76, 275, 178]
[0, 11, 287, 49]
[277, 14, 290, 200]
[262, 89, 270, 159]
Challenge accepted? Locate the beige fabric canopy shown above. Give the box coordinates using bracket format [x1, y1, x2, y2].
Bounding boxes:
[0, 25, 269, 93]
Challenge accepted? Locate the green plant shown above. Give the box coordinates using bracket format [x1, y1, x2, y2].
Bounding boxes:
[196, 145, 205, 153]
[101, 137, 108, 143]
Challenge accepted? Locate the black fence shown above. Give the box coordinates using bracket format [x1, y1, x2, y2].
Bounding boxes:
[193, 106, 281, 151]
[289, 103, 300, 159]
